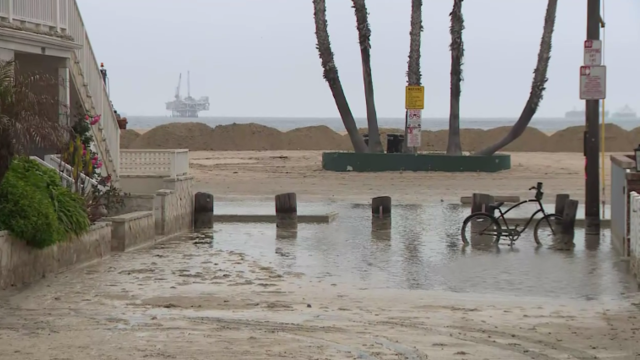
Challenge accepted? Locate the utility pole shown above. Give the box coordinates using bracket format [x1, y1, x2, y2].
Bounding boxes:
[585, 0, 601, 234]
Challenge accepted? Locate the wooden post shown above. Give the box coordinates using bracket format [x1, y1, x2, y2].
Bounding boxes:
[276, 228, 298, 240]
[555, 194, 570, 216]
[371, 196, 392, 231]
[193, 192, 214, 229]
[471, 193, 495, 215]
[561, 199, 579, 235]
[275, 193, 298, 229]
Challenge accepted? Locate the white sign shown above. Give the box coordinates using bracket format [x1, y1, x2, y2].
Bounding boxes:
[407, 125, 421, 147]
[579, 65, 606, 100]
[408, 109, 422, 127]
[583, 40, 602, 66]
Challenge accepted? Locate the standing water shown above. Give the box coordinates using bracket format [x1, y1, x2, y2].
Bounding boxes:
[191, 201, 637, 300]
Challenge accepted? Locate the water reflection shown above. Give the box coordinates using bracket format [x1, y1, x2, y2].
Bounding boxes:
[198, 201, 638, 300]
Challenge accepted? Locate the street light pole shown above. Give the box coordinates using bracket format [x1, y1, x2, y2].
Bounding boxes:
[585, 0, 601, 234]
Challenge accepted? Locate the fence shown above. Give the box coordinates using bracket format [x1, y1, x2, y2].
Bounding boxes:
[0, 0, 68, 30]
[120, 150, 190, 178]
[630, 192, 640, 282]
[67, 0, 120, 176]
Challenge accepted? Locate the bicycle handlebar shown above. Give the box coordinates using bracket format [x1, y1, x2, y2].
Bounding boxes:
[528, 182, 544, 191]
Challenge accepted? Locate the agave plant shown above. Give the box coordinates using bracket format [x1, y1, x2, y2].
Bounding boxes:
[0, 59, 69, 185]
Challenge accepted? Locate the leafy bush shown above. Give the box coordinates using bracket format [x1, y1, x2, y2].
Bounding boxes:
[0, 157, 90, 248]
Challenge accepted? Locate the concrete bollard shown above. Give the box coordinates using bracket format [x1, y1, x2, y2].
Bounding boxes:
[371, 196, 392, 232]
[471, 193, 495, 215]
[275, 193, 298, 229]
[194, 192, 214, 229]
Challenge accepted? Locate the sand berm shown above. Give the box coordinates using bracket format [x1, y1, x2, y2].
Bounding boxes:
[122, 122, 640, 152]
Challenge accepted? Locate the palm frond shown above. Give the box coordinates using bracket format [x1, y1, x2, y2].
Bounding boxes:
[0, 59, 70, 157]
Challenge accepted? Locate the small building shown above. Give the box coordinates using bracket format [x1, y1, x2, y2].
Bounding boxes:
[610, 154, 640, 282]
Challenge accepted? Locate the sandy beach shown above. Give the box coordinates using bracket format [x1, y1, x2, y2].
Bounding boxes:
[190, 150, 614, 204]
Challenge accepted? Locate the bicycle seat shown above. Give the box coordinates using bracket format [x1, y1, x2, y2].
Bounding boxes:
[488, 201, 505, 211]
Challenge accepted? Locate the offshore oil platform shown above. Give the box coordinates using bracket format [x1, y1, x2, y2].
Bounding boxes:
[165, 72, 210, 118]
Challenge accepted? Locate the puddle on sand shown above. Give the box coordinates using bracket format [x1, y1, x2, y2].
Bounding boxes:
[187, 201, 637, 300]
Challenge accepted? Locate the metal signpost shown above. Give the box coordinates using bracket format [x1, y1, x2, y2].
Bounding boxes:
[579, 65, 606, 100]
[583, 0, 602, 234]
[583, 39, 602, 66]
[405, 86, 424, 151]
[407, 109, 422, 148]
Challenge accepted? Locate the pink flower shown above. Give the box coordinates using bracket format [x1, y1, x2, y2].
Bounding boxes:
[96, 161, 103, 169]
[85, 115, 90, 121]
[82, 149, 86, 156]
[91, 156, 98, 165]
[90, 115, 101, 126]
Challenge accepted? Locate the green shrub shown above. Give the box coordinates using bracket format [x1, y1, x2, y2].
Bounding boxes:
[0, 157, 90, 248]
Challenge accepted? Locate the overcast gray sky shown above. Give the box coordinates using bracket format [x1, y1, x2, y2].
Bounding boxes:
[77, 0, 638, 118]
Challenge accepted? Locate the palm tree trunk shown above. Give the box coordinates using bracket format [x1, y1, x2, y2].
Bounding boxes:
[475, 0, 558, 156]
[404, 0, 423, 153]
[446, 0, 464, 155]
[351, 0, 382, 153]
[313, 0, 368, 153]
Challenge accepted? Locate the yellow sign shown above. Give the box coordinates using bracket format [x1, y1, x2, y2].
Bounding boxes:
[405, 86, 424, 109]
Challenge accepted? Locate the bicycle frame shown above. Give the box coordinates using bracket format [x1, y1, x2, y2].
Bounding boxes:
[494, 199, 549, 234]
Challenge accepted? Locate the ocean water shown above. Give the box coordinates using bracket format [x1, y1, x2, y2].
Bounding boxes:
[125, 116, 640, 132]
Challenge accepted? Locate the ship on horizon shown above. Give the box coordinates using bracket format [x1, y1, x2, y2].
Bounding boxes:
[565, 107, 609, 119]
[611, 105, 638, 119]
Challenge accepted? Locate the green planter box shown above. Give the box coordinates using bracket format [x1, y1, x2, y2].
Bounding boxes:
[322, 152, 511, 172]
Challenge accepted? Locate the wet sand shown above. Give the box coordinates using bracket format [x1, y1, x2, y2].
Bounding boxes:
[1, 233, 638, 359]
[191, 150, 616, 204]
[1, 151, 636, 358]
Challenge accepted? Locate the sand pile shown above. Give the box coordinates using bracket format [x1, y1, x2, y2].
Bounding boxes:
[478, 126, 550, 152]
[548, 123, 633, 152]
[129, 122, 215, 150]
[208, 123, 285, 151]
[628, 127, 640, 147]
[285, 126, 349, 150]
[120, 129, 141, 148]
[123, 121, 638, 152]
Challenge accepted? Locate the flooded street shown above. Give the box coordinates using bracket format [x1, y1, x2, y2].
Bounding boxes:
[1, 201, 639, 359]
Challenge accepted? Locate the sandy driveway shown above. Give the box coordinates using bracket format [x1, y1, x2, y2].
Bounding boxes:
[190, 151, 614, 204]
[0, 233, 638, 359]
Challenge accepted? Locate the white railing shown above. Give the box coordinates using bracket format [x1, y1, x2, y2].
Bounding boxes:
[30, 156, 74, 189]
[120, 150, 190, 178]
[66, 0, 120, 177]
[630, 192, 640, 281]
[44, 154, 99, 189]
[0, 0, 68, 30]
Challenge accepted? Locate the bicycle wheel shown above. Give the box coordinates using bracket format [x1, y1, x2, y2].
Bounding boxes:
[461, 212, 502, 245]
[533, 214, 563, 246]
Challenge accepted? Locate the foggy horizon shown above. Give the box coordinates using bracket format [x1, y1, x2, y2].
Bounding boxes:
[78, 0, 639, 119]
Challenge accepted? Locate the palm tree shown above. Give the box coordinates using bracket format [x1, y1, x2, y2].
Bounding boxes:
[404, 0, 423, 153]
[475, 0, 558, 156]
[312, 0, 368, 153]
[0, 59, 68, 185]
[446, 0, 464, 155]
[351, 0, 382, 153]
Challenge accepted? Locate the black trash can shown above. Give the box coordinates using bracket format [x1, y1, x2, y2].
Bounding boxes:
[386, 134, 405, 153]
[362, 134, 369, 146]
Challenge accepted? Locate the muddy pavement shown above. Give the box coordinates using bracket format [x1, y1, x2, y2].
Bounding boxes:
[0, 230, 639, 359]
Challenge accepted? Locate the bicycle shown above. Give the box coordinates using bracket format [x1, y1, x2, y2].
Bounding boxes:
[460, 182, 562, 246]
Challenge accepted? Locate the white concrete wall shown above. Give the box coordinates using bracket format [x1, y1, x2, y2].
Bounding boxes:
[0, 223, 111, 289]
